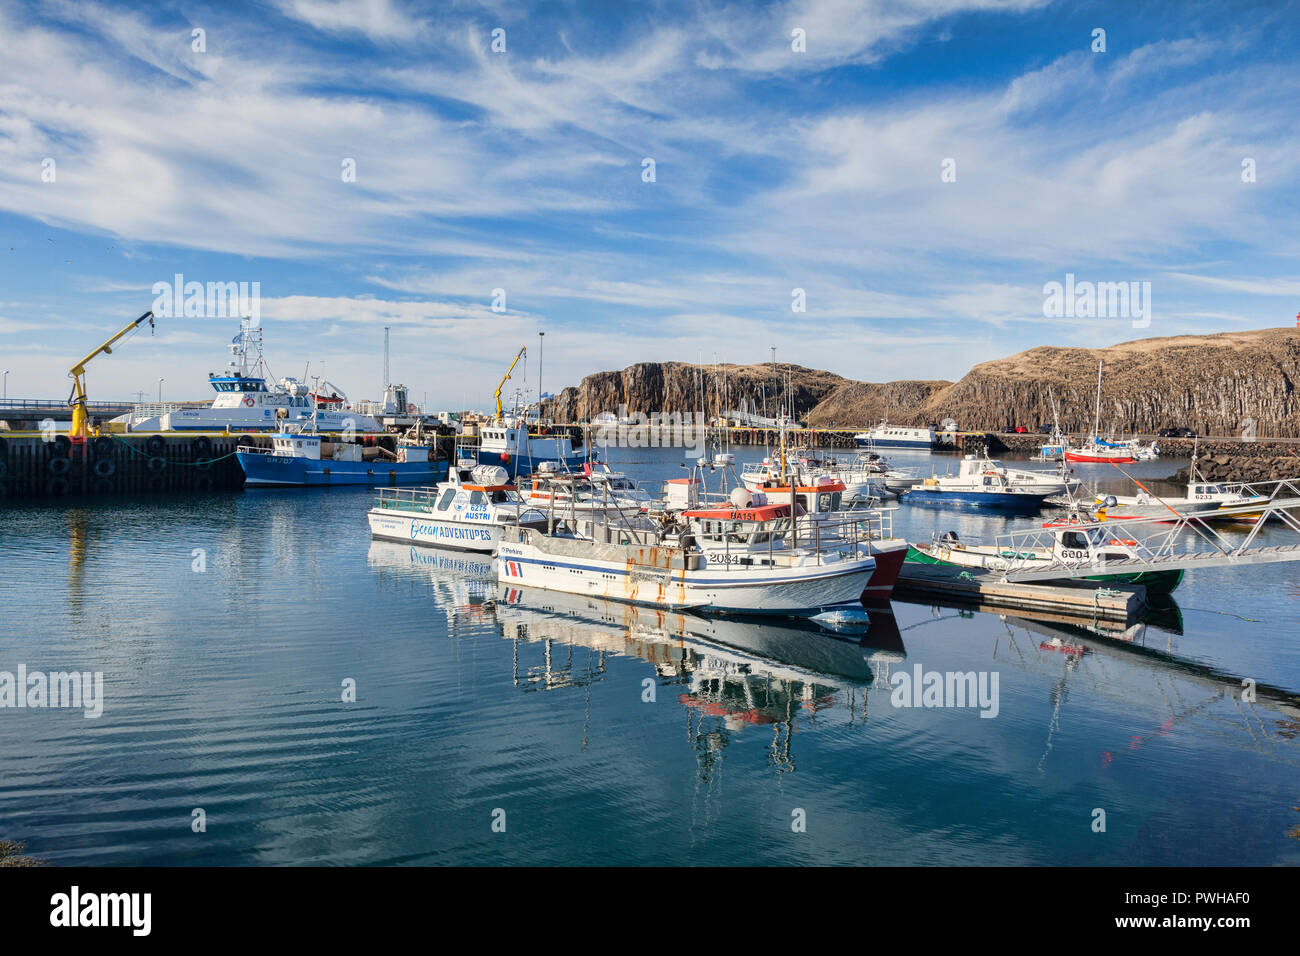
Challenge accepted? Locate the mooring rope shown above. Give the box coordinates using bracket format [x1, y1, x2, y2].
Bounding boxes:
[107, 433, 240, 466]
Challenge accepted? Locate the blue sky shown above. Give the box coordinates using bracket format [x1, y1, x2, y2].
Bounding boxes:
[1, 0, 1298, 410]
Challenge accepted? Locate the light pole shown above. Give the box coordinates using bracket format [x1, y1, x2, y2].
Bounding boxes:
[538, 331, 545, 415]
[158, 378, 164, 402]
[2, 370, 8, 401]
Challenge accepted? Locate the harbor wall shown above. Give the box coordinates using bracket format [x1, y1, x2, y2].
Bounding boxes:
[0, 434, 254, 498]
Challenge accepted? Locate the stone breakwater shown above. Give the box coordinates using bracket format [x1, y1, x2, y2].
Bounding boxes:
[989, 434, 1300, 482]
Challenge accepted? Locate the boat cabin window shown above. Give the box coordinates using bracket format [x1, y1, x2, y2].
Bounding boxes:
[436, 489, 456, 511]
[469, 491, 487, 507]
[1062, 531, 1089, 549]
[488, 490, 510, 504]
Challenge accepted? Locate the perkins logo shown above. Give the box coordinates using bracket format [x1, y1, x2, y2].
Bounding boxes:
[49, 886, 151, 936]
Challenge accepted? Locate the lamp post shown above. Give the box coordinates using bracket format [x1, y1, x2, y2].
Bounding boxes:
[158, 378, 164, 402]
[2, 370, 8, 401]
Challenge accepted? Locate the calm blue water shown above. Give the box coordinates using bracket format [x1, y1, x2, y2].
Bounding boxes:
[2, 445, 1299, 865]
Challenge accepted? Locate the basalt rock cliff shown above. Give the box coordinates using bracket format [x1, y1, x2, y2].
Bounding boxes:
[543, 328, 1300, 438]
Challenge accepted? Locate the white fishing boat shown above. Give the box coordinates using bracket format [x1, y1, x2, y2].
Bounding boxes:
[113, 317, 384, 434]
[1085, 480, 1268, 523]
[497, 488, 878, 617]
[854, 421, 939, 450]
[518, 461, 654, 514]
[367, 460, 546, 552]
[741, 450, 887, 498]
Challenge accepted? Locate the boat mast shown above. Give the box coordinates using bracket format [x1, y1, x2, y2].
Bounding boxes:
[1091, 359, 1103, 443]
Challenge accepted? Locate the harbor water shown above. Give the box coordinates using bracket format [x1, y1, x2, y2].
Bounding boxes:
[2, 445, 1299, 865]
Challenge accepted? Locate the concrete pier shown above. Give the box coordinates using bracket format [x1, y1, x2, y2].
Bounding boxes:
[895, 562, 1144, 622]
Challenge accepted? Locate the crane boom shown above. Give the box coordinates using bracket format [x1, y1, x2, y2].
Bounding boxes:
[68, 310, 156, 443]
[494, 346, 526, 421]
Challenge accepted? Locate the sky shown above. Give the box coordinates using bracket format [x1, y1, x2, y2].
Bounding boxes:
[1, 0, 1298, 411]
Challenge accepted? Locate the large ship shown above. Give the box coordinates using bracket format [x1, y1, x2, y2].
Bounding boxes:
[112, 318, 384, 433]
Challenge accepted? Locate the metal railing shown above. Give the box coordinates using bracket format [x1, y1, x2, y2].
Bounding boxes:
[986, 495, 1300, 581]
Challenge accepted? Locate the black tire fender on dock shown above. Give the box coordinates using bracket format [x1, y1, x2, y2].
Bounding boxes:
[195, 457, 212, 471]
[53, 434, 71, 456]
[0, 460, 6, 481]
[91, 435, 113, 458]
[0, 435, 7, 456]
[147, 475, 165, 491]
[194, 475, 214, 492]
[93, 458, 116, 477]
[92, 477, 114, 495]
[48, 456, 70, 476]
[192, 436, 212, 457]
[147, 456, 167, 473]
[146, 435, 166, 456]
[49, 476, 69, 496]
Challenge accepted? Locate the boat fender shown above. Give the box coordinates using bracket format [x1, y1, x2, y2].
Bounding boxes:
[147, 456, 167, 473]
[500, 453, 510, 464]
[48, 456, 70, 476]
[146, 435, 166, 456]
[49, 476, 69, 496]
[93, 458, 115, 478]
[193, 436, 212, 457]
[92, 477, 114, 495]
[91, 435, 113, 457]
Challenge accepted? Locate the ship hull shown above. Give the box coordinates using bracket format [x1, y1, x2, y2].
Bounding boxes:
[905, 545, 1185, 594]
[498, 540, 875, 617]
[237, 453, 444, 487]
[902, 489, 1050, 509]
[367, 510, 502, 552]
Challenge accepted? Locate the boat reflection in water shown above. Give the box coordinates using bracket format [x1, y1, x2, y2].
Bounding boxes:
[367, 537, 908, 771]
[989, 603, 1300, 773]
[495, 585, 906, 771]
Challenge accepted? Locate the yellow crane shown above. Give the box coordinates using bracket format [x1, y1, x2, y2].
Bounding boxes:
[494, 346, 526, 421]
[68, 310, 156, 443]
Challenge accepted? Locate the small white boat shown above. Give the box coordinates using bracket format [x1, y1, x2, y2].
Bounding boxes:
[518, 461, 654, 514]
[367, 460, 547, 552]
[854, 421, 939, 450]
[741, 450, 887, 498]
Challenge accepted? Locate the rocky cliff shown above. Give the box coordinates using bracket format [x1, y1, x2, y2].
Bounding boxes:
[544, 328, 1300, 438]
[542, 361, 854, 422]
[907, 329, 1300, 437]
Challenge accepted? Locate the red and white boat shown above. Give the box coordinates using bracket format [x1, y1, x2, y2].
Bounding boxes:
[1065, 359, 1137, 463]
[1064, 442, 1137, 464]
